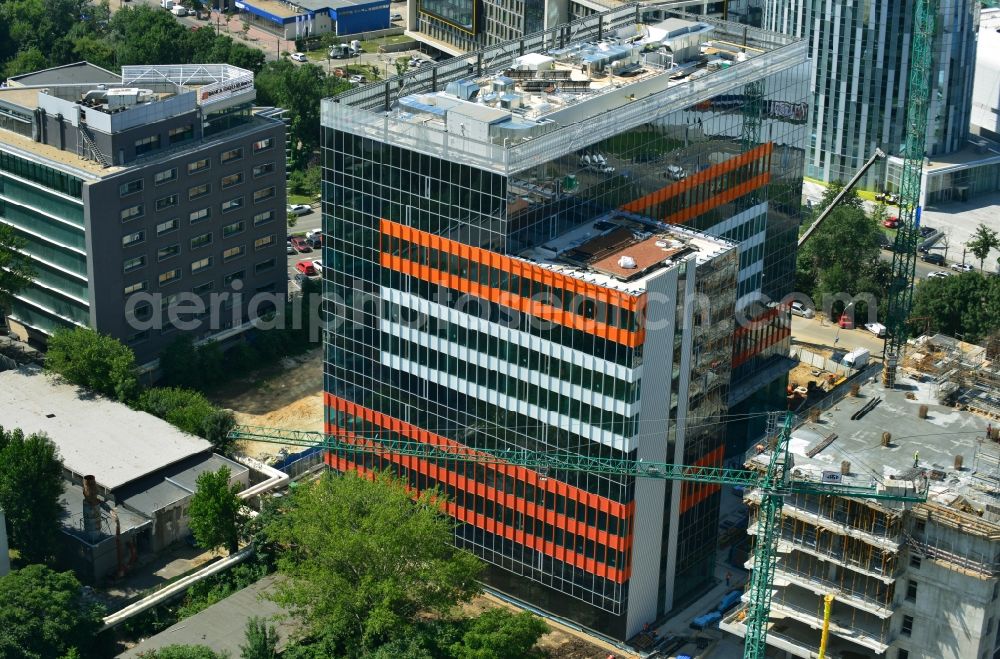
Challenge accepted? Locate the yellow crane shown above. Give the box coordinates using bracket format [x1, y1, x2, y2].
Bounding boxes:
[817, 593, 835, 659]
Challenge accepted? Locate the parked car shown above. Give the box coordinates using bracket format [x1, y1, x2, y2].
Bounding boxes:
[838, 314, 854, 329]
[288, 203, 312, 216]
[170, 4, 187, 15]
[951, 263, 974, 272]
[790, 301, 815, 319]
[293, 272, 309, 286]
[307, 235, 322, 248]
[286, 243, 296, 255]
[390, 12, 403, 20]
[290, 237, 312, 253]
[883, 217, 898, 228]
[921, 252, 945, 265]
[665, 164, 686, 180]
[291, 52, 307, 62]
[927, 270, 951, 280]
[311, 259, 323, 274]
[295, 260, 317, 276]
[349, 74, 366, 84]
[864, 322, 886, 338]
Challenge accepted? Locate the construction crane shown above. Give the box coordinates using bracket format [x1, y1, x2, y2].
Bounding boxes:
[817, 593, 835, 659]
[228, 412, 925, 659]
[882, 0, 939, 387]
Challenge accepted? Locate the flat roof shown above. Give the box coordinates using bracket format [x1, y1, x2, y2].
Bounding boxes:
[518, 211, 733, 294]
[0, 368, 213, 491]
[749, 372, 999, 522]
[6, 61, 120, 87]
[60, 480, 151, 545]
[240, 0, 302, 19]
[0, 110, 121, 178]
[296, 0, 385, 10]
[118, 575, 297, 658]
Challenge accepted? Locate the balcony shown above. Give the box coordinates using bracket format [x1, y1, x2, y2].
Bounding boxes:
[722, 606, 894, 659]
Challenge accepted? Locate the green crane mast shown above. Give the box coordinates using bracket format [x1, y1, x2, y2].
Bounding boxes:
[883, 0, 939, 387]
[229, 412, 925, 658]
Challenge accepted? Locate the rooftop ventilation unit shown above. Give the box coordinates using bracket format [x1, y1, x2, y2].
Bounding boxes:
[446, 80, 480, 102]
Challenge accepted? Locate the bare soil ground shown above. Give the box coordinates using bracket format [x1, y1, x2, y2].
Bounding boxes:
[459, 594, 634, 658]
[207, 349, 325, 460]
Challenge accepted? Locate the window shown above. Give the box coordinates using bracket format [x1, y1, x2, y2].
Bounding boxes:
[224, 269, 245, 286]
[252, 162, 275, 178]
[188, 183, 210, 200]
[157, 218, 179, 235]
[253, 186, 275, 204]
[119, 178, 143, 196]
[915, 519, 926, 533]
[128, 330, 149, 344]
[191, 257, 212, 274]
[253, 137, 274, 152]
[156, 194, 178, 211]
[123, 255, 145, 273]
[223, 245, 245, 262]
[154, 167, 177, 185]
[898, 650, 909, 659]
[221, 196, 243, 213]
[901, 615, 913, 636]
[254, 257, 276, 274]
[221, 147, 243, 164]
[188, 158, 210, 174]
[189, 207, 210, 224]
[909, 554, 921, 569]
[128, 302, 153, 321]
[191, 232, 213, 249]
[122, 230, 145, 247]
[252, 209, 274, 226]
[906, 580, 917, 602]
[193, 281, 214, 295]
[134, 134, 160, 155]
[254, 235, 275, 250]
[221, 172, 244, 189]
[223, 220, 245, 238]
[159, 268, 181, 285]
[168, 124, 193, 144]
[124, 281, 146, 295]
[121, 204, 144, 222]
[158, 244, 180, 261]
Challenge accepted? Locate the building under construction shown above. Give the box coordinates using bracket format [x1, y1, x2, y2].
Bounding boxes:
[721, 344, 1000, 659]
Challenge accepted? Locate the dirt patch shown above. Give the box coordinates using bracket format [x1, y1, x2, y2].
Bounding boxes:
[459, 594, 633, 658]
[207, 349, 325, 460]
[788, 361, 834, 389]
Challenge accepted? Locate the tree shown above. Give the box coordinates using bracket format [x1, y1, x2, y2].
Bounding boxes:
[909, 271, 1000, 343]
[0, 564, 105, 659]
[266, 471, 483, 652]
[188, 466, 245, 554]
[870, 201, 889, 228]
[45, 327, 139, 402]
[967, 223, 999, 271]
[450, 609, 549, 659]
[160, 336, 202, 388]
[135, 387, 236, 452]
[108, 5, 190, 66]
[136, 646, 229, 659]
[240, 617, 279, 659]
[0, 223, 34, 314]
[0, 427, 64, 564]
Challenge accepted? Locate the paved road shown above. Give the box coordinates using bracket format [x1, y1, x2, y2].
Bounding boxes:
[791, 314, 886, 358]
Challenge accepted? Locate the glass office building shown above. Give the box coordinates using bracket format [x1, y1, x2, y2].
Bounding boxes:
[762, 0, 978, 187]
[322, 7, 808, 640]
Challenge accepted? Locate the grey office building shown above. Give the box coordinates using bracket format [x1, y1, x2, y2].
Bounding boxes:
[761, 0, 979, 186]
[0, 62, 287, 366]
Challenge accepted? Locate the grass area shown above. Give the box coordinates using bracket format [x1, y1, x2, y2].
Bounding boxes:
[288, 193, 313, 205]
[803, 175, 881, 200]
[360, 35, 417, 53]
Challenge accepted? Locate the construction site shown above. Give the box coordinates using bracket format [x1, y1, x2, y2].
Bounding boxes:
[721, 334, 1000, 659]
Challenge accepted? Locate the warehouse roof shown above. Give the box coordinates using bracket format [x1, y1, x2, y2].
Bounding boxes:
[0, 367, 212, 490]
[6, 61, 120, 87]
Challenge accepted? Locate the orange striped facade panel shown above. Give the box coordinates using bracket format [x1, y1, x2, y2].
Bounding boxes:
[620, 142, 774, 219]
[661, 172, 770, 226]
[733, 325, 791, 368]
[679, 445, 726, 514]
[380, 220, 645, 348]
[324, 392, 636, 583]
[327, 454, 631, 583]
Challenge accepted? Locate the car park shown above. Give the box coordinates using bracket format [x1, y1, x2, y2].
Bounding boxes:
[291, 52, 307, 62]
[288, 203, 312, 216]
[290, 237, 312, 253]
[864, 322, 886, 337]
[883, 217, 898, 228]
[790, 301, 815, 319]
[927, 271, 951, 280]
[951, 263, 973, 272]
[921, 252, 945, 265]
[295, 260, 317, 276]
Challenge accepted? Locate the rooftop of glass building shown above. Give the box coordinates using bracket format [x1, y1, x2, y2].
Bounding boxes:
[322, 5, 805, 174]
[517, 211, 734, 295]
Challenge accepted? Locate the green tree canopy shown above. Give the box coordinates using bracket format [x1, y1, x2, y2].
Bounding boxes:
[0, 564, 105, 659]
[0, 427, 64, 564]
[449, 609, 548, 659]
[188, 466, 246, 554]
[240, 617, 279, 659]
[45, 327, 139, 403]
[967, 223, 999, 271]
[136, 387, 236, 453]
[0, 223, 34, 314]
[909, 271, 1000, 343]
[266, 471, 483, 653]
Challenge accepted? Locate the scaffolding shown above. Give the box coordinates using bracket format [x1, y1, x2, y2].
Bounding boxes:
[905, 334, 1000, 419]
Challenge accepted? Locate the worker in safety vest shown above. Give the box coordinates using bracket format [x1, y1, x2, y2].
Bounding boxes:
[913, 451, 919, 467]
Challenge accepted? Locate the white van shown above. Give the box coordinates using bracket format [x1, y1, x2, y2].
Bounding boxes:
[171, 4, 187, 15]
[842, 348, 870, 370]
[160, 0, 174, 8]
